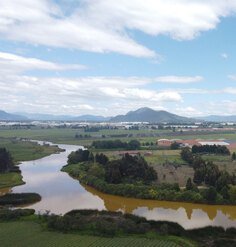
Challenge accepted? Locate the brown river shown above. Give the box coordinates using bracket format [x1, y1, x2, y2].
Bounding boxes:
[1, 142, 236, 230]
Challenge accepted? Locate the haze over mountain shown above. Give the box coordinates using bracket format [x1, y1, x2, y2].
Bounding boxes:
[14, 112, 110, 122]
[2, 108, 236, 123]
[0, 110, 28, 121]
[110, 107, 196, 123]
[197, 115, 236, 122]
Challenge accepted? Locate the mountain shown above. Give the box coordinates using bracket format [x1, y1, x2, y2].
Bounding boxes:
[15, 112, 110, 122]
[197, 115, 236, 122]
[110, 107, 195, 123]
[0, 110, 28, 121]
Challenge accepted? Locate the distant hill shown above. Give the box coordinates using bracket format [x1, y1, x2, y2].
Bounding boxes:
[110, 107, 195, 123]
[0, 110, 28, 121]
[197, 115, 236, 122]
[15, 112, 110, 122]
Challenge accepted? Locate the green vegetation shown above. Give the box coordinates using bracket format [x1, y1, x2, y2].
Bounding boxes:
[0, 193, 41, 206]
[0, 147, 14, 172]
[0, 221, 191, 247]
[0, 138, 62, 162]
[192, 145, 230, 155]
[0, 172, 24, 189]
[92, 139, 141, 150]
[1, 208, 236, 247]
[64, 148, 236, 205]
[0, 138, 62, 189]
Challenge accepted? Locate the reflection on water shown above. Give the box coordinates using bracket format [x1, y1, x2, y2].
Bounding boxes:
[83, 185, 236, 229]
[1, 142, 236, 229]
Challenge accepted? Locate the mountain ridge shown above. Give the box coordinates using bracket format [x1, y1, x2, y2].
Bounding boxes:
[110, 107, 196, 123]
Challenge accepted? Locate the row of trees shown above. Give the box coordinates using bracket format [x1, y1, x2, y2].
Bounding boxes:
[192, 145, 230, 155]
[91, 140, 141, 150]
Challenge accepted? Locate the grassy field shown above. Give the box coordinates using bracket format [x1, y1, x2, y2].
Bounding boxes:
[0, 221, 193, 247]
[0, 127, 236, 147]
[0, 172, 24, 189]
[0, 138, 62, 162]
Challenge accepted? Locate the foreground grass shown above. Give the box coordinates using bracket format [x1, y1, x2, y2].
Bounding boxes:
[0, 221, 190, 247]
[0, 172, 24, 189]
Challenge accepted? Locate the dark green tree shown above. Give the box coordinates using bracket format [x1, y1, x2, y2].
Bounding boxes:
[232, 152, 236, 161]
[186, 178, 194, 190]
[0, 148, 14, 173]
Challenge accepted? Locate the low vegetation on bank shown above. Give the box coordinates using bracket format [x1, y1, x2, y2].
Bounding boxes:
[0, 193, 41, 206]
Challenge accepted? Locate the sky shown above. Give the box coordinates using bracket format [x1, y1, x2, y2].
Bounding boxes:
[0, 0, 236, 117]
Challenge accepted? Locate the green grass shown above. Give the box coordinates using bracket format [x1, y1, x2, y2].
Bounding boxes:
[0, 138, 61, 162]
[0, 172, 24, 189]
[0, 221, 192, 247]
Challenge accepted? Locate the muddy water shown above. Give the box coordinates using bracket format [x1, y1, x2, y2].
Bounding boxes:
[1, 142, 236, 229]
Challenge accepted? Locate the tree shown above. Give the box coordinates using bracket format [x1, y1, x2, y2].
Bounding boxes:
[180, 147, 193, 164]
[204, 186, 217, 202]
[0, 148, 14, 173]
[229, 186, 236, 203]
[186, 178, 194, 190]
[232, 152, 236, 161]
[170, 142, 180, 150]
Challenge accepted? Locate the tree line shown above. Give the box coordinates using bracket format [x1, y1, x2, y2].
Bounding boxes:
[91, 139, 141, 150]
[192, 144, 230, 155]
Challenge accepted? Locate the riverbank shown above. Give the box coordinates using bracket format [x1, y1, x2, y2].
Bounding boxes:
[0, 172, 24, 189]
[0, 138, 63, 189]
[62, 162, 236, 206]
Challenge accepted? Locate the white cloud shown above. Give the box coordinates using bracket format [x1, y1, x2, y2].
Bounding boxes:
[207, 100, 236, 115]
[0, 52, 85, 73]
[154, 76, 203, 83]
[0, 74, 182, 115]
[228, 75, 236, 80]
[221, 53, 228, 59]
[222, 87, 236, 94]
[0, 0, 236, 57]
[176, 107, 203, 117]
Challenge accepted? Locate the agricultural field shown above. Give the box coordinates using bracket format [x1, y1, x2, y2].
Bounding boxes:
[0, 221, 192, 247]
[1, 126, 236, 147]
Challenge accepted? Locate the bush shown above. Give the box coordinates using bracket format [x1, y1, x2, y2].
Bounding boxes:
[0, 193, 41, 206]
[0, 208, 35, 221]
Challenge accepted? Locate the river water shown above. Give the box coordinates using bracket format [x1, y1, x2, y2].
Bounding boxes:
[2, 142, 236, 229]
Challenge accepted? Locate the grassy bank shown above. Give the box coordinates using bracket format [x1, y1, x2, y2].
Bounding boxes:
[0, 138, 63, 189]
[0, 138, 62, 162]
[0, 172, 24, 189]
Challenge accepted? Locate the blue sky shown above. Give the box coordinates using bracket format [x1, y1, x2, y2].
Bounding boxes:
[0, 0, 236, 117]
